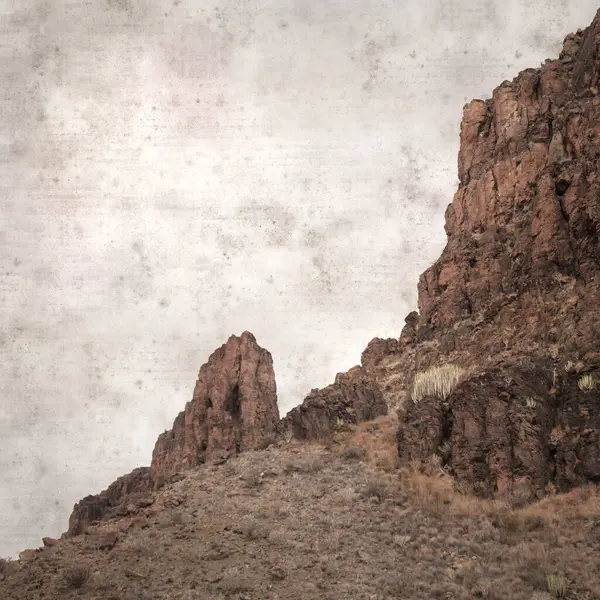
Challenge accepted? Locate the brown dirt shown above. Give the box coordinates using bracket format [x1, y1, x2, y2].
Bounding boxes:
[3, 415, 599, 600]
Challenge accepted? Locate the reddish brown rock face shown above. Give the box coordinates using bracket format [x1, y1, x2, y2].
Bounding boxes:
[415, 14, 600, 361]
[64, 467, 155, 537]
[366, 10, 600, 499]
[398, 359, 600, 498]
[64, 331, 279, 537]
[151, 331, 280, 476]
[279, 366, 387, 441]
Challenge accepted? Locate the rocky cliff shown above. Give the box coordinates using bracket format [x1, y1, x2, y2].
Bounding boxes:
[151, 331, 280, 476]
[64, 468, 156, 538]
[65, 331, 280, 537]
[62, 10, 600, 539]
[278, 365, 387, 441]
[362, 10, 600, 500]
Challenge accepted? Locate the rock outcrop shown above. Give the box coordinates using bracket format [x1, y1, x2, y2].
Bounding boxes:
[64, 331, 279, 537]
[279, 366, 387, 441]
[151, 331, 280, 475]
[65, 467, 155, 537]
[365, 10, 600, 498]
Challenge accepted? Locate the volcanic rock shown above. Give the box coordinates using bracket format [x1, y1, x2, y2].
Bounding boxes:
[365, 10, 600, 498]
[415, 16, 600, 363]
[64, 331, 279, 537]
[279, 365, 387, 440]
[64, 467, 155, 537]
[151, 331, 280, 476]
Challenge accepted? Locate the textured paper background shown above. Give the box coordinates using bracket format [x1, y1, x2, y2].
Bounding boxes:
[1, 0, 598, 557]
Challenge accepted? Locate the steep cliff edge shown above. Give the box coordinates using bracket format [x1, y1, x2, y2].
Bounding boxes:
[362, 10, 600, 500]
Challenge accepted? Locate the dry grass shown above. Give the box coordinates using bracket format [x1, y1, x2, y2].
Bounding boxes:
[547, 573, 568, 598]
[411, 363, 469, 404]
[62, 563, 91, 589]
[3, 414, 600, 600]
[578, 374, 595, 391]
[340, 413, 400, 472]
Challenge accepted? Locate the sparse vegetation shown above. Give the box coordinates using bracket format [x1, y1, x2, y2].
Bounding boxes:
[546, 573, 567, 598]
[242, 468, 263, 488]
[578, 373, 594, 391]
[549, 343, 561, 359]
[3, 415, 600, 600]
[218, 566, 251, 595]
[283, 454, 324, 474]
[240, 518, 266, 540]
[362, 478, 389, 500]
[411, 363, 469, 404]
[342, 445, 366, 461]
[62, 564, 91, 589]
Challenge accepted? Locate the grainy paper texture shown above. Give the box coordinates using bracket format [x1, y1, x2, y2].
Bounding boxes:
[1, 0, 597, 557]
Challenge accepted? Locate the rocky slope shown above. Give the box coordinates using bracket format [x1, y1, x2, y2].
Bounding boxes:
[4, 441, 600, 600]
[64, 334, 386, 538]
[361, 10, 600, 500]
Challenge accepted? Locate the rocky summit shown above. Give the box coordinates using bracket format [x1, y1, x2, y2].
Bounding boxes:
[65, 331, 281, 538]
[151, 330, 280, 476]
[3, 9, 600, 600]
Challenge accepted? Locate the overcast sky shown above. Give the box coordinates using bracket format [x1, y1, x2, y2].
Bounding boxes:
[1, 0, 598, 558]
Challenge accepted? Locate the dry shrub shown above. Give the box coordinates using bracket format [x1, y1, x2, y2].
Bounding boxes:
[472, 578, 493, 598]
[342, 413, 399, 472]
[514, 542, 551, 590]
[240, 518, 267, 540]
[411, 363, 469, 404]
[488, 506, 533, 546]
[342, 445, 366, 461]
[373, 447, 399, 472]
[362, 478, 388, 500]
[91, 570, 116, 593]
[242, 468, 263, 488]
[302, 455, 325, 473]
[62, 564, 91, 589]
[283, 455, 324, 474]
[546, 573, 567, 598]
[535, 483, 600, 520]
[454, 559, 480, 587]
[332, 487, 356, 505]
[267, 527, 294, 547]
[401, 468, 453, 515]
[218, 567, 251, 595]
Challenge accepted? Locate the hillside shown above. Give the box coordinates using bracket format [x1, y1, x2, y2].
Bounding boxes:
[2, 425, 600, 600]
